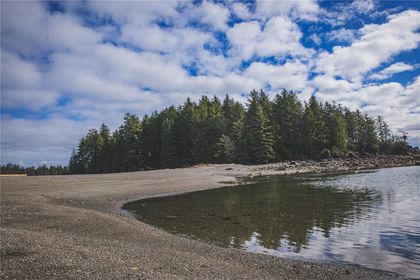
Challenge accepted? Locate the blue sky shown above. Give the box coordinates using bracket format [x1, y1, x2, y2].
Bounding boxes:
[1, 0, 419, 166]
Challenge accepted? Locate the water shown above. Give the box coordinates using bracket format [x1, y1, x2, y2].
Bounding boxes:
[123, 166, 420, 277]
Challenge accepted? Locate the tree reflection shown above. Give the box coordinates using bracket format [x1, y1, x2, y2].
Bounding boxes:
[123, 174, 377, 252]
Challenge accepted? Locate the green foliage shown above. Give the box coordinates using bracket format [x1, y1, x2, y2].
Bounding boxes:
[246, 90, 275, 164]
[1, 163, 69, 176]
[272, 90, 303, 160]
[215, 135, 235, 163]
[322, 102, 347, 157]
[66, 90, 412, 174]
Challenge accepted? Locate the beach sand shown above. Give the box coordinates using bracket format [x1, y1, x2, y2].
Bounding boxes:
[2, 155, 416, 279]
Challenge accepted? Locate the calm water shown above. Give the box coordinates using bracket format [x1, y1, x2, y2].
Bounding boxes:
[123, 166, 420, 277]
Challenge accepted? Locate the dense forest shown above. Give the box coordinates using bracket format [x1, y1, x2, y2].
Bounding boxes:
[0, 163, 69, 176]
[67, 90, 413, 174]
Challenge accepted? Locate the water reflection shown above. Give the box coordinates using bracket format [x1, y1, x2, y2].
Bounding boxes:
[123, 166, 420, 278]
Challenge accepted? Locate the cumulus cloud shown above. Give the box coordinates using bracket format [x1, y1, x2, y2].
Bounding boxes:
[316, 10, 420, 82]
[326, 28, 358, 43]
[189, 1, 230, 31]
[1, 0, 419, 164]
[351, 0, 375, 14]
[228, 16, 312, 61]
[1, 117, 95, 166]
[255, 0, 319, 21]
[369, 62, 415, 80]
[244, 60, 309, 91]
[1, 50, 59, 110]
[2, 1, 102, 56]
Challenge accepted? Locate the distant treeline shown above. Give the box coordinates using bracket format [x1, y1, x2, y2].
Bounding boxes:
[68, 90, 415, 174]
[0, 163, 69, 176]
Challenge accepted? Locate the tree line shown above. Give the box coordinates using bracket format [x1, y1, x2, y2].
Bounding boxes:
[68, 90, 414, 174]
[0, 163, 69, 176]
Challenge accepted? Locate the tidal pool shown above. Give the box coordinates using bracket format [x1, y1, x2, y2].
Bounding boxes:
[123, 166, 420, 277]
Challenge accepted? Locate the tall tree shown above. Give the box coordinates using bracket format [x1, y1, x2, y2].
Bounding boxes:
[246, 89, 274, 164]
[272, 90, 303, 160]
[322, 102, 347, 157]
[172, 98, 196, 166]
[302, 96, 326, 158]
[67, 91, 408, 174]
[113, 113, 143, 171]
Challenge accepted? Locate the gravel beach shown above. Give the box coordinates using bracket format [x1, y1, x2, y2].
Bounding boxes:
[1, 155, 417, 279]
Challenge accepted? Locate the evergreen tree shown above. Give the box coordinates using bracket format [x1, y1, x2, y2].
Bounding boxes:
[215, 134, 235, 163]
[301, 96, 327, 158]
[322, 102, 347, 157]
[272, 90, 303, 160]
[98, 123, 112, 173]
[66, 90, 409, 174]
[192, 96, 224, 163]
[364, 114, 379, 154]
[246, 90, 274, 164]
[173, 98, 196, 166]
[141, 113, 162, 169]
[113, 113, 143, 172]
[159, 106, 178, 168]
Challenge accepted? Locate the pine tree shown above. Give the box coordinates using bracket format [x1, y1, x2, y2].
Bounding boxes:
[214, 134, 235, 163]
[67, 91, 408, 174]
[114, 113, 143, 171]
[322, 102, 347, 157]
[173, 98, 196, 166]
[160, 106, 178, 168]
[246, 90, 274, 164]
[98, 123, 112, 173]
[272, 90, 303, 160]
[364, 115, 379, 154]
[307, 96, 326, 157]
[192, 96, 224, 163]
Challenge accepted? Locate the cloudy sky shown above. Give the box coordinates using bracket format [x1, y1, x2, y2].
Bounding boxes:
[1, 0, 419, 166]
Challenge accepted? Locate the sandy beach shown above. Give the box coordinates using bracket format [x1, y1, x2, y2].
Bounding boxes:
[1, 155, 417, 279]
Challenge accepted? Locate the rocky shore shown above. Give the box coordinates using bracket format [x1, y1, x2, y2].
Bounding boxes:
[248, 154, 420, 176]
[1, 155, 417, 279]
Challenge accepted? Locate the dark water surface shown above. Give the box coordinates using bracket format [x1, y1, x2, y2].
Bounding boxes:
[123, 166, 420, 277]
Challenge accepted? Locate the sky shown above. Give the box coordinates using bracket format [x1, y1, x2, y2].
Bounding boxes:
[1, 0, 419, 166]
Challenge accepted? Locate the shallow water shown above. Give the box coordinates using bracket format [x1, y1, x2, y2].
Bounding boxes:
[123, 166, 420, 277]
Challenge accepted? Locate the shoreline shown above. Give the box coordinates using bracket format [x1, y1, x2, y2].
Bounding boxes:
[1, 155, 417, 279]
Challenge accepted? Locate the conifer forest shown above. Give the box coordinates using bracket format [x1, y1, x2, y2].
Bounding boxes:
[68, 90, 412, 174]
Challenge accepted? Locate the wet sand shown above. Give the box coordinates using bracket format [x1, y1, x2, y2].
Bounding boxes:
[1, 156, 416, 279]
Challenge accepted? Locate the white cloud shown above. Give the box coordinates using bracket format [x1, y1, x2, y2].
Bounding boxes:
[351, 0, 375, 14]
[228, 16, 312, 61]
[231, 2, 251, 19]
[369, 62, 415, 80]
[326, 28, 358, 43]
[1, 50, 59, 110]
[1, 50, 42, 89]
[86, 1, 180, 27]
[320, 0, 378, 26]
[2, 1, 102, 56]
[189, 1, 230, 31]
[312, 75, 359, 97]
[0, 116, 98, 166]
[1, 1, 419, 165]
[316, 10, 420, 82]
[310, 34, 322, 45]
[255, 0, 319, 21]
[314, 76, 420, 146]
[244, 60, 309, 91]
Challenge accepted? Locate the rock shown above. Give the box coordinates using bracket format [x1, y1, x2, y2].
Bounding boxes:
[320, 149, 332, 159]
[346, 151, 357, 158]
